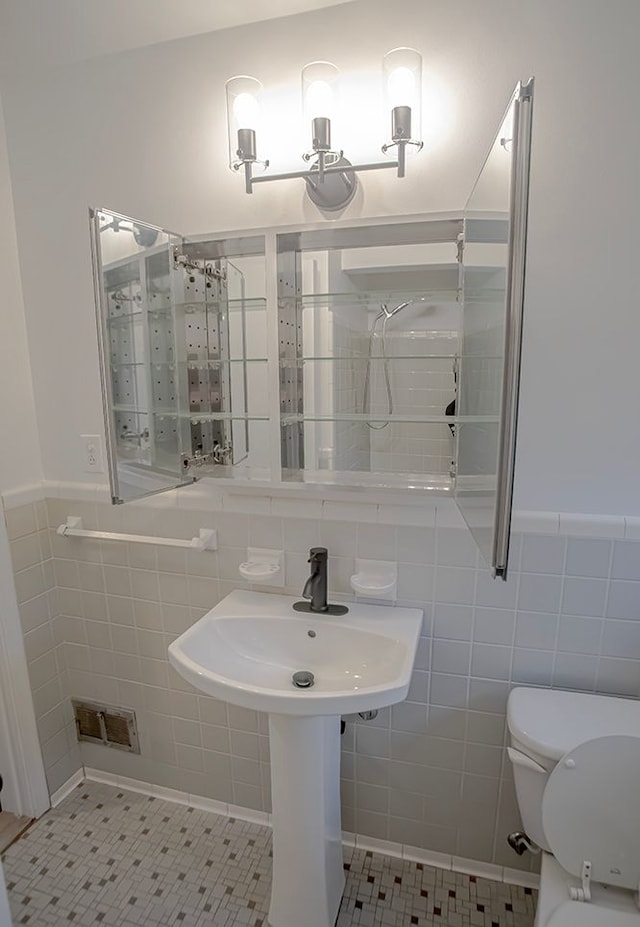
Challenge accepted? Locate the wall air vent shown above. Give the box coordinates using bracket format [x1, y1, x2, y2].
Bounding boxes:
[72, 699, 140, 753]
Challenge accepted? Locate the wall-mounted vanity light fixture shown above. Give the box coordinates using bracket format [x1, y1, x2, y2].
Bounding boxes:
[225, 48, 424, 210]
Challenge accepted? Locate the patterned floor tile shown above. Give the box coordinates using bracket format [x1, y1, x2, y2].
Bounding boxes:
[3, 782, 536, 926]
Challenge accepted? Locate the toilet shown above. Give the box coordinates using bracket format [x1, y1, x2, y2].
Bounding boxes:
[507, 687, 640, 926]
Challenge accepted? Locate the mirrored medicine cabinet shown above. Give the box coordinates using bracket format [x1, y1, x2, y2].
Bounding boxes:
[89, 79, 533, 577]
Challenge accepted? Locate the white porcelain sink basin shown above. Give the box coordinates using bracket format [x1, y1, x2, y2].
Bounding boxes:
[168, 589, 423, 716]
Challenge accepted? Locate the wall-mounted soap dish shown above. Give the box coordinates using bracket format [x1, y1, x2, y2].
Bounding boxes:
[350, 559, 397, 600]
[239, 548, 285, 587]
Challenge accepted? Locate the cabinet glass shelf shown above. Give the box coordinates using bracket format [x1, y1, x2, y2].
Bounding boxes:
[187, 413, 270, 423]
[281, 289, 460, 309]
[174, 297, 266, 312]
[186, 358, 268, 368]
[282, 469, 454, 493]
[113, 406, 269, 422]
[107, 310, 144, 325]
[280, 413, 498, 425]
[280, 355, 461, 365]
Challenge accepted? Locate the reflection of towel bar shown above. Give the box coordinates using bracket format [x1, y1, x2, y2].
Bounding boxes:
[56, 516, 217, 552]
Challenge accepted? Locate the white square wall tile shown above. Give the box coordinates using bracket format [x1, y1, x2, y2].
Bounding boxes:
[601, 620, 640, 659]
[432, 640, 471, 675]
[437, 527, 479, 568]
[557, 615, 603, 655]
[517, 573, 562, 614]
[435, 566, 476, 605]
[611, 540, 640, 581]
[396, 526, 436, 564]
[470, 644, 512, 681]
[561, 577, 607, 617]
[474, 570, 518, 609]
[596, 658, 640, 697]
[553, 653, 597, 690]
[473, 608, 515, 645]
[520, 535, 566, 574]
[565, 538, 612, 578]
[511, 648, 554, 686]
[606, 581, 640, 620]
[433, 603, 473, 641]
[434, 501, 467, 529]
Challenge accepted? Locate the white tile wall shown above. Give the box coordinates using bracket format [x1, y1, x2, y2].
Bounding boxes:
[6, 493, 640, 876]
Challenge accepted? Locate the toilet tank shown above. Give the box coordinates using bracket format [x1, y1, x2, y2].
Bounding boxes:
[506, 688, 640, 851]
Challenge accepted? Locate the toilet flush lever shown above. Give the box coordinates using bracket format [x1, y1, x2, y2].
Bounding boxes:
[570, 860, 592, 903]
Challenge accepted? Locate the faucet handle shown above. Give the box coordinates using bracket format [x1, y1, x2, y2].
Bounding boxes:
[308, 546, 328, 563]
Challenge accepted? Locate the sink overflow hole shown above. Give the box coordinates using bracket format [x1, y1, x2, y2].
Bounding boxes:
[292, 670, 315, 689]
[307, 630, 316, 638]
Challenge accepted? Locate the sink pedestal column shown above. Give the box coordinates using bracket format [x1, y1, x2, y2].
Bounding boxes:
[268, 713, 344, 927]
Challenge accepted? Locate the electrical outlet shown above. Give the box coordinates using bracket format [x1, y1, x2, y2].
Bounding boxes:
[81, 434, 104, 473]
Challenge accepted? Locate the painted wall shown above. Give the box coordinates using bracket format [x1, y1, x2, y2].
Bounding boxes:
[0, 98, 48, 818]
[0, 98, 42, 492]
[1, 0, 639, 514]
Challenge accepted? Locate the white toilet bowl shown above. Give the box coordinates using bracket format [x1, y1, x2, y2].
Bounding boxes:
[507, 688, 640, 927]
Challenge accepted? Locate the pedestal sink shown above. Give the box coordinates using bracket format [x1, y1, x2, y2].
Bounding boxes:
[168, 589, 423, 927]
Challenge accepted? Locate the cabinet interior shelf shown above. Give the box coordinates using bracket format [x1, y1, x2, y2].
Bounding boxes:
[113, 406, 269, 422]
[281, 289, 460, 308]
[108, 297, 266, 325]
[280, 354, 500, 364]
[111, 358, 267, 370]
[280, 413, 497, 425]
[175, 297, 267, 312]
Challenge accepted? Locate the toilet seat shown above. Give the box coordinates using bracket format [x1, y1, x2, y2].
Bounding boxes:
[542, 734, 640, 894]
[547, 901, 640, 926]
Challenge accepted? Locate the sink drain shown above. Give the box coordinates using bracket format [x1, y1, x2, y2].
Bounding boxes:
[292, 670, 315, 689]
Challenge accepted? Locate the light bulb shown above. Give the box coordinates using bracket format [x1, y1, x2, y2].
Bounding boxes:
[388, 66, 416, 109]
[306, 80, 333, 121]
[233, 92, 260, 130]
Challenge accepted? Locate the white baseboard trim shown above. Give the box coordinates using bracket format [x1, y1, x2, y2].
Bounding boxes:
[50, 768, 85, 807]
[70, 768, 538, 890]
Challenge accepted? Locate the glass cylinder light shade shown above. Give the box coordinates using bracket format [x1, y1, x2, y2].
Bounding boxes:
[302, 61, 339, 151]
[225, 75, 263, 170]
[383, 47, 422, 144]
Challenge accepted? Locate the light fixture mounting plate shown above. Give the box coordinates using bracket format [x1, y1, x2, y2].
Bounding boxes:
[304, 156, 358, 211]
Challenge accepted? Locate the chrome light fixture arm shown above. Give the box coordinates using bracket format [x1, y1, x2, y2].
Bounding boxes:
[381, 137, 424, 178]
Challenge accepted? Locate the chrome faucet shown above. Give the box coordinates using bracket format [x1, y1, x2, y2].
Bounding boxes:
[293, 547, 349, 616]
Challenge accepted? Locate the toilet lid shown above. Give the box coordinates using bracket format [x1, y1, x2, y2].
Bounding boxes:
[542, 735, 640, 892]
[548, 901, 640, 927]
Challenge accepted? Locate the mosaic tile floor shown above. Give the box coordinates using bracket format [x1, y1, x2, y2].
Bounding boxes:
[3, 782, 536, 927]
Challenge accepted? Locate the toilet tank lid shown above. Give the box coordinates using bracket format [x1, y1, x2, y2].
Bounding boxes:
[507, 687, 640, 761]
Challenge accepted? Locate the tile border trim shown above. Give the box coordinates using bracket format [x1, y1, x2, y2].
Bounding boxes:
[1, 480, 633, 541]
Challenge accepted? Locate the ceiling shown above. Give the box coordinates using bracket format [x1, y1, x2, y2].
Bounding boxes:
[0, 0, 354, 83]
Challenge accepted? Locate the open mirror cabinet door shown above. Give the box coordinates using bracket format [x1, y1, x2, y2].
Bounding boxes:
[90, 212, 269, 503]
[89, 80, 534, 578]
[455, 78, 534, 578]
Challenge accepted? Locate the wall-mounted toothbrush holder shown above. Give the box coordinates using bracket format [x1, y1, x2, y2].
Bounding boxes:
[239, 548, 285, 587]
[350, 559, 397, 600]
